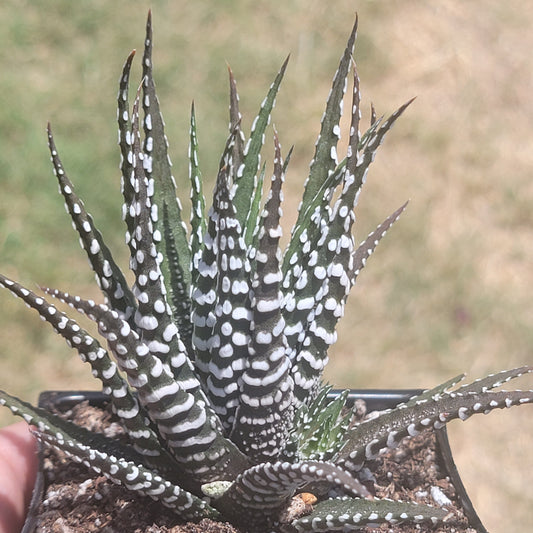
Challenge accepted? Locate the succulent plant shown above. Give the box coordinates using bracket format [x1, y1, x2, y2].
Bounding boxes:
[1, 11, 532, 533]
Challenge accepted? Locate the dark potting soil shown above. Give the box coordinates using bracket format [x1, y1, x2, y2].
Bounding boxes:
[32, 401, 477, 533]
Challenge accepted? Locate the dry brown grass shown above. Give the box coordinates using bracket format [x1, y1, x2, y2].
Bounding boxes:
[0, 1, 532, 530]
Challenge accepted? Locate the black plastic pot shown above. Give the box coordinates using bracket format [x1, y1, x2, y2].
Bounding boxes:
[22, 389, 488, 533]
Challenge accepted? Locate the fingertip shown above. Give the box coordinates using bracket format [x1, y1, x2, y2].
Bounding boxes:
[0, 422, 39, 533]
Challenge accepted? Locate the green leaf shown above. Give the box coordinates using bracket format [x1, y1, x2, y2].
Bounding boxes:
[289, 17, 357, 247]
[45, 287, 251, 483]
[230, 134, 294, 462]
[0, 275, 165, 461]
[217, 460, 368, 530]
[141, 12, 192, 314]
[0, 390, 218, 520]
[190, 129, 240, 385]
[351, 201, 408, 285]
[300, 17, 357, 208]
[290, 386, 353, 460]
[232, 56, 289, 236]
[117, 49, 137, 258]
[291, 497, 450, 531]
[227, 65, 246, 181]
[188, 102, 206, 268]
[336, 369, 533, 471]
[244, 161, 266, 247]
[201, 156, 251, 431]
[47, 124, 136, 322]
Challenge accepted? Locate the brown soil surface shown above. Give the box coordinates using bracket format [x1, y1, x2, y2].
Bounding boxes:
[26, 400, 480, 533]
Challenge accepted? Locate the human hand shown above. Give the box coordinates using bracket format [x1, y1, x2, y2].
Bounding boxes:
[0, 422, 38, 533]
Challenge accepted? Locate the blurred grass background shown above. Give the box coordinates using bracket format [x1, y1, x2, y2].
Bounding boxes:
[0, 1, 532, 530]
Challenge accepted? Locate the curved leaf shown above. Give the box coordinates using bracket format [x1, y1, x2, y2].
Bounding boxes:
[47, 125, 136, 322]
[0, 275, 165, 460]
[217, 460, 368, 530]
[0, 390, 217, 520]
[336, 369, 533, 472]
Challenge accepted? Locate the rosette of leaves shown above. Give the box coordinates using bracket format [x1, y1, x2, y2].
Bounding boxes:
[1, 11, 532, 533]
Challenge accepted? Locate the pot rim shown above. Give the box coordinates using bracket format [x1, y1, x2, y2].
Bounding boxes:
[21, 389, 488, 533]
